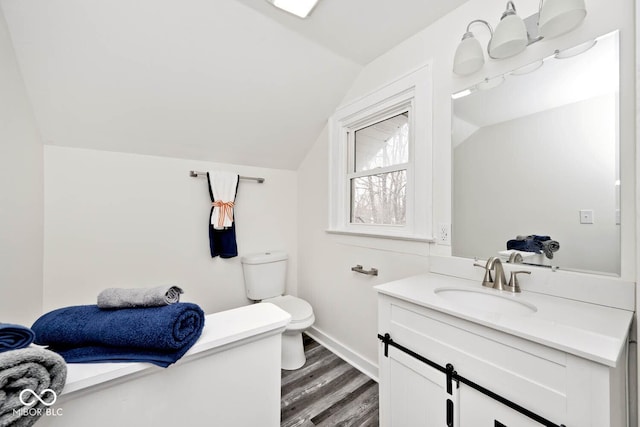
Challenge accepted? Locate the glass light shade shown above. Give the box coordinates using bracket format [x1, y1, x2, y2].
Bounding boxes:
[453, 34, 484, 76]
[538, 0, 587, 39]
[489, 14, 528, 59]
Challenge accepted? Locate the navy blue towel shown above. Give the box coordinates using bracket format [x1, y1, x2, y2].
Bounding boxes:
[209, 221, 238, 258]
[506, 235, 559, 259]
[31, 303, 205, 368]
[0, 323, 35, 352]
[506, 238, 543, 253]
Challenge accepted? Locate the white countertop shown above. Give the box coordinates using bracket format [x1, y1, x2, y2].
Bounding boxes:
[375, 273, 633, 367]
[61, 303, 291, 395]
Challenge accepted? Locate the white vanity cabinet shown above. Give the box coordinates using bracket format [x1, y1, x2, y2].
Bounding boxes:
[385, 345, 455, 426]
[376, 275, 632, 427]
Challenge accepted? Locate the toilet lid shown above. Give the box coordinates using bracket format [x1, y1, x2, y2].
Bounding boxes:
[262, 295, 313, 322]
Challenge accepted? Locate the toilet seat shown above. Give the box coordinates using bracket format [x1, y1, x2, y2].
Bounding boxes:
[262, 295, 314, 324]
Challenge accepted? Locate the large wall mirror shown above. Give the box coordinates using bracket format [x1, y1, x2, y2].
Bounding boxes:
[452, 30, 620, 276]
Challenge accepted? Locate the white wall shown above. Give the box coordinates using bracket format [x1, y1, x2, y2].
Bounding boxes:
[44, 146, 297, 314]
[0, 7, 44, 325]
[454, 95, 619, 274]
[298, 0, 636, 373]
[298, 125, 434, 377]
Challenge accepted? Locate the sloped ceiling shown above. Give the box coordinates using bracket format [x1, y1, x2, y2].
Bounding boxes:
[1, 0, 466, 170]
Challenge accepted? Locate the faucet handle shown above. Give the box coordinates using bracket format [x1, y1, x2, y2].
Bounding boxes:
[507, 270, 531, 293]
[473, 262, 494, 288]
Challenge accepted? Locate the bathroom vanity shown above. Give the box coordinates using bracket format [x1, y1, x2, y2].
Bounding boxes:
[376, 273, 633, 427]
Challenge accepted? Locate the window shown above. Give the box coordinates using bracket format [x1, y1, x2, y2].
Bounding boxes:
[328, 65, 433, 240]
[350, 112, 409, 226]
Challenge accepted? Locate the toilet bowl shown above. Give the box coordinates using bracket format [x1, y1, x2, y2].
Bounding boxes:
[241, 251, 315, 370]
[262, 295, 315, 369]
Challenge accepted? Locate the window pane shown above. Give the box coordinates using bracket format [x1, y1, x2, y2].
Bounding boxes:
[351, 170, 406, 225]
[354, 112, 409, 172]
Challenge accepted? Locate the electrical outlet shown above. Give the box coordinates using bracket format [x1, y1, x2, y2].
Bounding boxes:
[438, 223, 451, 245]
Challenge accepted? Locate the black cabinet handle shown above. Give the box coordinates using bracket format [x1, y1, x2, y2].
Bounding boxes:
[447, 399, 454, 427]
[495, 421, 507, 427]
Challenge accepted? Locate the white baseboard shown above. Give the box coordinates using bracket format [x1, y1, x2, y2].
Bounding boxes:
[305, 326, 379, 382]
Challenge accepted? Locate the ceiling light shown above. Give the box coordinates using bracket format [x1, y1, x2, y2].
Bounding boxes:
[451, 88, 475, 100]
[266, 0, 320, 18]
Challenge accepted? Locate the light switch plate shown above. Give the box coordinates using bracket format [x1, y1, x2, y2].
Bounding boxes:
[580, 209, 594, 224]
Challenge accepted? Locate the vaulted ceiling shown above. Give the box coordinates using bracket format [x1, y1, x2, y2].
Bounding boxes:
[1, 0, 467, 169]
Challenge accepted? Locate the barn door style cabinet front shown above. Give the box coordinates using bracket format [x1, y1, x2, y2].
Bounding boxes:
[376, 275, 631, 427]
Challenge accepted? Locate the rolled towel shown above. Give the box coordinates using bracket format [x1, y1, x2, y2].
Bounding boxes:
[0, 347, 67, 427]
[0, 324, 35, 353]
[31, 303, 204, 368]
[97, 286, 184, 309]
[541, 240, 560, 259]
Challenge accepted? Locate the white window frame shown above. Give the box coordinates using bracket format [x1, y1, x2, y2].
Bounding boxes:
[328, 64, 433, 241]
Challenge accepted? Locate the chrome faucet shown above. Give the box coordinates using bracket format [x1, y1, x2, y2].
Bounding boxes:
[474, 257, 510, 291]
[486, 257, 508, 291]
[475, 257, 531, 292]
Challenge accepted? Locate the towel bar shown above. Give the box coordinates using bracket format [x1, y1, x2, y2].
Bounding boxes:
[189, 170, 265, 183]
[351, 265, 378, 276]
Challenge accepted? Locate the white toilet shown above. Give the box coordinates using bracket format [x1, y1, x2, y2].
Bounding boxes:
[241, 251, 315, 370]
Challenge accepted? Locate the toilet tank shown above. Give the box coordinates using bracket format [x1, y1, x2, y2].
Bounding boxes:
[241, 251, 288, 300]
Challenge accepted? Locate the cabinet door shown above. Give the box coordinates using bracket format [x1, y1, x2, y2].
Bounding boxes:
[459, 387, 545, 427]
[385, 346, 457, 427]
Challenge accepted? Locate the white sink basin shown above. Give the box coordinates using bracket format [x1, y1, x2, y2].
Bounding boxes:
[434, 287, 537, 315]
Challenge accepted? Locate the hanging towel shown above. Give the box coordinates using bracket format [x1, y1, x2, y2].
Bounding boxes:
[0, 323, 35, 353]
[207, 171, 239, 258]
[208, 171, 239, 230]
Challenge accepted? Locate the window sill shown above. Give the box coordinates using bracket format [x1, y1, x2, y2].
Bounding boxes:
[325, 229, 435, 243]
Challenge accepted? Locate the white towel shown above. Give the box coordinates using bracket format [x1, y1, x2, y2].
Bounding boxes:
[207, 171, 239, 230]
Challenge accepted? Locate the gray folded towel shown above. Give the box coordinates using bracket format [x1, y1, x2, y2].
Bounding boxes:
[541, 240, 560, 259]
[0, 347, 67, 427]
[97, 286, 184, 309]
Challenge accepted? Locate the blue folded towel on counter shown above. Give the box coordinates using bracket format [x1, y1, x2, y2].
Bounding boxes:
[506, 238, 543, 254]
[506, 235, 560, 259]
[31, 303, 205, 368]
[0, 323, 36, 353]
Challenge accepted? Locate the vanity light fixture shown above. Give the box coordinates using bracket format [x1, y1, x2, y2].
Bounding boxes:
[554, 38, 597, 59]
[453, 0, 587, 76]
[265, 0, 320, 18]
[538, 0, 587, 38]
[477, 75, 506, 91]
[510, 59, 544, 75]
[490, 1, 528, 59]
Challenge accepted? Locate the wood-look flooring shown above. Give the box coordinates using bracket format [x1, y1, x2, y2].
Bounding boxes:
[281, 335, 379, 427]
